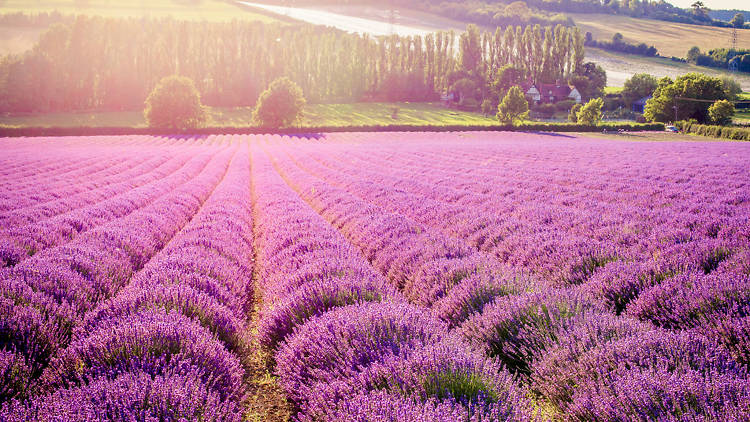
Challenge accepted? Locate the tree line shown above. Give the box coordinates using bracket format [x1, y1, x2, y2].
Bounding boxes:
[0, 15, 587, 114]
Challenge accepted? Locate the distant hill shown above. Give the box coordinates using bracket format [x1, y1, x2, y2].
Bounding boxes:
[709, 9, 749, 22]
[570, 13, 750, 58]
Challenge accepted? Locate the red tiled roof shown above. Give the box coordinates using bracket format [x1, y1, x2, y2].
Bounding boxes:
[538, 84, 572, 98]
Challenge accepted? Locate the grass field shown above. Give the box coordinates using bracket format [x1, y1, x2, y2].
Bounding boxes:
[0, 0, 278, 22]
[735, 109, 750, 125]
[571, 13, 750, 58]
[0, 102, 498, 128]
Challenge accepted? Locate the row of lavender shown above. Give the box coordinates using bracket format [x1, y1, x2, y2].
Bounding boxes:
[0, 136, 237, 267]
[249, 145, 530, 420]
[261, 133, 750, 420]
[1, 138, 257, 419]
[0, 136, 205, 213]
[280, 132, 750, 336]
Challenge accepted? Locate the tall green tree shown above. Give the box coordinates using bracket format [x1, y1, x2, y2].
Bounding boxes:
[576, 97, 604, 125]
[644, 73, 727, 123]
[144, 75, 206, 130]
[730, 13, 745, 28]
[497, 86, 529, 125]
[708, 100, 735, 125]
[622, 73, 658, 106]
[459, 24, 482, 76]
[253, 77, 306, 128]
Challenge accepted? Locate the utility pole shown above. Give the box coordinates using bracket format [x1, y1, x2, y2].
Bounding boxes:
[729, 27, 738, 72]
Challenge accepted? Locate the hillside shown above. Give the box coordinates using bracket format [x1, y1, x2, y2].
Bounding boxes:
[571, 13, 750, 58]
[0, 0, 277, 22]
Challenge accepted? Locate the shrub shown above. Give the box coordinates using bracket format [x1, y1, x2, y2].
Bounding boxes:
[144, 75, 207, 130]
[627, 271, 749, 330]
[432, 268, 527, 327]
[303, 338, 531, 421]
[299, 390, 470, 422]
[253, 77, 306, 128]
[708, 99, 735, 125]
[568, 103, 582, 123]
[496, 86, 529, 125]
[257, 276, 397, 354]
[530, 312, 651, 408]
[42, 310, 244, 401]
[460, 288, 600, 376]
[78, 283, 249, 355]
[576, 98, 604, 125]
[1, 371, 240, 422]
[480, 99, 495, 116]
[678, 121, 750, 141]
[565, 330, 748, 420]
[274, 302, 448, 406]
[555, 99, 576, 112]
[532, 103, 556, 117]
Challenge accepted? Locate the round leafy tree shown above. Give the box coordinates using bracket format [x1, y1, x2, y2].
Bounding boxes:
[568, 103, 583, 123]
[708, 100, 735, 126]
[576, 98, 604, 125]
[253, 77, 306, 128]
[496, 86, 529, 125]
[144, 76, 207, 130]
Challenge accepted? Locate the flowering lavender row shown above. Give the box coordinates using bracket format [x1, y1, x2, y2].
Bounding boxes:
[0, 144, 234, 405]
[0, 154, 178, 227]
[0, 155, 136, 211]
[0, 141, 213, 212]
[283, 133, 747, 291]
[1, 147, 257, 420]
[261, 132, 750, 420]
[0, 150, 217, 267]
[0, 154, 183, 228]
[0, 135, 225, 205]
[249, 148, 398, 355]
[278, 135, 749, 333]
[248, 141, 530, 420]
[263, 140, 533, 329]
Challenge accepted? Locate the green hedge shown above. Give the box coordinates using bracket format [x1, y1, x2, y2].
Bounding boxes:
[677, 121, 750, 141]
[0, 122, 664, 138]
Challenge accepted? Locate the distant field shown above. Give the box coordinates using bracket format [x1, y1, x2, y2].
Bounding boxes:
[0, 102, 497, 128]
[736, 109, 750, 125]
[571, 13, 750, 58]
[587, 48, 750, 90]
[0, 0, 278, 22]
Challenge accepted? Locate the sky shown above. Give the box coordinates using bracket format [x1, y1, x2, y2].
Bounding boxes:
[668, 0, 748, 10]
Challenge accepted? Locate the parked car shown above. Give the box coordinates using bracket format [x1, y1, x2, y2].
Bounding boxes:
[665, 125, 679, 132]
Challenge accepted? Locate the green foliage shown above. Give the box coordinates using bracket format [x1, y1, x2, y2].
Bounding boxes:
[679, 120, 750, 141]
[555, 100, 576, 112]
[493, 65, 524, 100]
[459, 24, 482, 76]
[687, 46, 702, 64]
[576, 98, 603, 125]
[622, 73, 658, 106]
[253, 77, 306, 128]
[644, 73, 728, 124]
[143, 75, 206, 130]
[708, 100, 735, 126]
[0, 122, 667, 138]
[481, 99, 496, 116]
[496, 86, 529, 125]
[730, 13, 745, 29]
[452, 78, 479, 107]
[570, 62, 606, 101]
[568, 103, 582, 123]
[719, 76, 742, 100]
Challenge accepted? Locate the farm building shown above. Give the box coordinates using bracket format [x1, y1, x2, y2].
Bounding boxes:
[522, 82, 581, 105]
[632, 96, 652, 113]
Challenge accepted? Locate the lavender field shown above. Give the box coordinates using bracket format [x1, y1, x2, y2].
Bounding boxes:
[1, 132, 750, 420]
